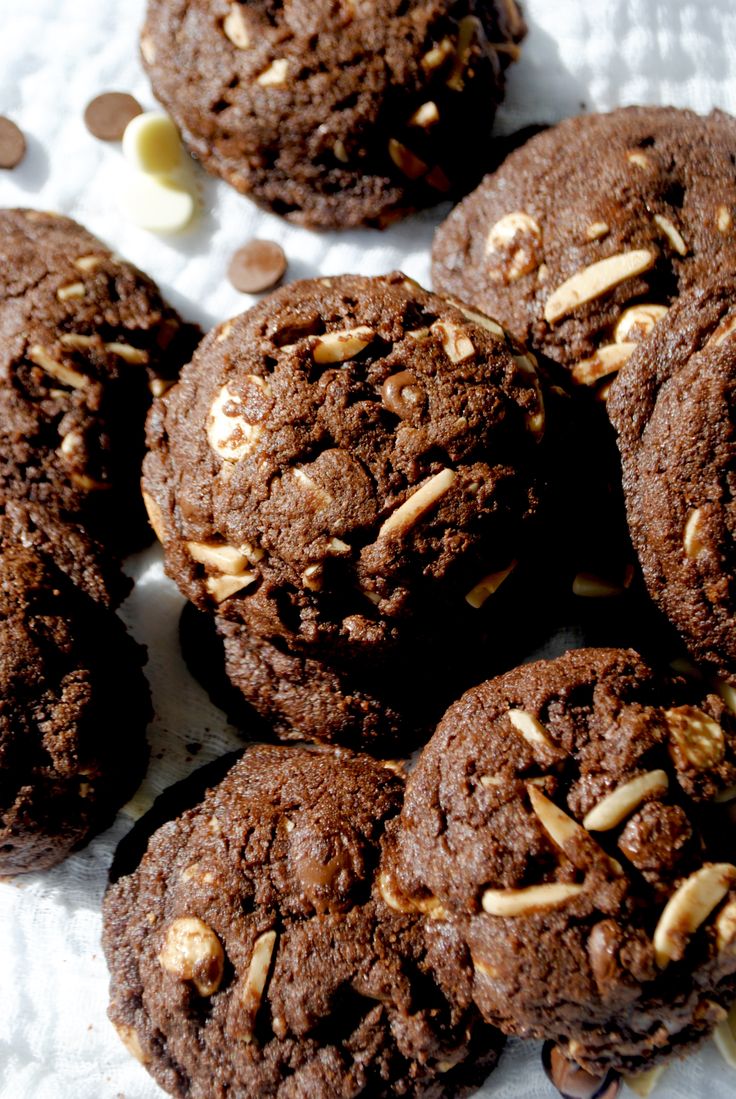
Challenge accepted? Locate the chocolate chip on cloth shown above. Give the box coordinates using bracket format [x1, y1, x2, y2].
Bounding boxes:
[0, 209, 199, 556]
[380, 648, 736, 1077]
[0, 521, 151, 875]
[143, 272, 550, 666]
[432, 107, 736, 392]
[608, 277, 736, 684]
[140, 0, 525, 229]
[102, 744, 503, 1098]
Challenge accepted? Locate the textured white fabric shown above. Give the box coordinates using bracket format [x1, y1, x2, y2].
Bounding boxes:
[1, 1, 735, 1095]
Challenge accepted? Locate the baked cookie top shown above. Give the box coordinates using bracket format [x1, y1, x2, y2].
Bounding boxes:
[0, 523, 151, 874]
[380, 647, 736, 1076]
[0, 209, 198, 555]
[432, 107, 736, 390]
[608, 277, 736, 681]
[103, 743, 503, 1098]
[141, 0, 525, 228]
[143, 272, 550, 658]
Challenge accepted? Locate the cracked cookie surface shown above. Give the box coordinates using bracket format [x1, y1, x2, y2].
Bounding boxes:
[0, 209, 198, 556]
[141, 0, 525, 228]
[0, 522, 151, 874]
[381, 647, 736, 1076]
[103, 743, 503, 1098]
[432, 107, 736, 392]
[608, 277, 736, 683]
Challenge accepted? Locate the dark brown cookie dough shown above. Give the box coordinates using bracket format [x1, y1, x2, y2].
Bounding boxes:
[608, 277, 736, 683]
[143, 272, 551, 663]
[103, 744, 503, 1098]
[0, 208, 199, 556]
[381, 648, 736, 1076]
[0, 522, 151, 875]
[141, 0, 525, 228]
[432, 107, 736, 391]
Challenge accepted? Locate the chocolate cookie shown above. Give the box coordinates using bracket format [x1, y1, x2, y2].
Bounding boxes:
[103, 744, 503, 1098]
[0, 523, 151, 874]
[143, 272, 550, 664]
[0, 209, 199, 555]
[141, 0, 525, 228]
[380, 647, 736, 1077]
[608, 277, 736, 682]
[432, 107, 736, 390]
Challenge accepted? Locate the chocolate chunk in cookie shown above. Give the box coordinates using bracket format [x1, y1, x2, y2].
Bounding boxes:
[608, 276, 736, 683]
[0, 209, 199, 555]
[141, 0, 525, 228]
[433, 107, 736, 392]
[381, 648, 736, 1077]
[143, 272, 551, 664]
[103, 744, 503, 1097]
[0, 522, 151, 874]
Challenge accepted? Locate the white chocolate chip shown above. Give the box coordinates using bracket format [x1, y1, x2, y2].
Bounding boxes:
[684, 508, 707, 558]
[623, 1066, 668, 1097]
[614, 303, 668, 344]
[663, 706, 725, 770]
[28, 344, 89, 390]
[240, 930, 277, 1041]
[465, 561, 517, 609]
[714, 1005, 736, 1070]
[123, 111, 182, 175]
[187, 541, 251, 575]
[583, 770, 670, 832]
[119, 171, 195, 234]
[114, 1023, 150, 1066]
[571, 342, 636, 386]
[257, 58, 289, 86]
[485, 211, 543, 282]
[312, 325, 375, 363]
[507, 709, 556, 751]
[158, 916, 225, 996]
[104, 341, 150, 364]
[716, 899, 736, 951]
[653, 214, 687, 256]
[206, 572, 257, 603]
[653, 863, 736, 967]
[482, 882, 585, 916]
[142, 491, 166, 543]
[223, 3, 250, 48]
[377, 468, 456, 540]
[718, 206, 733, 234]
[387, 138, 427, 180]
[544, 250, 656, 325]
[207, 384, 262, 462]
[585, 221, 610, 241]
[430, 320, 475, 363]
[409, 101, 440, 127]
[57, 281, 86, 301]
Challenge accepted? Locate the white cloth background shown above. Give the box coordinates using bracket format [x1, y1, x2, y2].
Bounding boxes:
[0, 1, 735, 1096]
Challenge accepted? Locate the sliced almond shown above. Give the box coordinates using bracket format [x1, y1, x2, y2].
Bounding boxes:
[388, 138, 428, 180]
[421, 37, 454, 72]
[528, 786, 622, 874]
[544, 250, 656, 325]
[614, 303, 668, 344]
[150, 377, 175, 398]
[28, 344, 89, 390]
[430, 320, 475, 363]
[716, 899, 736, 952]
[718, 205, 733, 234]
[59, 333, 97, 350]
[453, 305, 506, 337]
[257, 59, 289, 86]
[653, 863, 736, 967]
[377, 468, 456, 540]
[653, 214, 687, 256]
[378, 870, 447, 918]
[571, 342, 636, 386]
[507, 709, 555, 751]
[104, 341, 150, 364]
[715, 678, 736, 715]
[333, 139, 349, 163]
[312, 325, 375, 364]
[57, 281, 86, 301]
[206, 572, 257, 603]
[223, 3, 250, 48]
[187, 541, 250, 575]
[583, 771, 669, 832]
[663, 706, 725, 770]
[627, 151, 653, 171]
[74, 254, 104, 272]
[114, 1023, 150, 1066]
[683, 508, 707, 558]
[706, 314, 736, 348]
[409, 101, 440, 128]
[623, 1065, 668, 1097]
[465, 561, 517, 609]
[241, 930, 277, 1041]
[482, 882, 585, 917]
[585, 221, 610, 241]
[572, 572, 625, 598]
[714, 1005, 736, 1070]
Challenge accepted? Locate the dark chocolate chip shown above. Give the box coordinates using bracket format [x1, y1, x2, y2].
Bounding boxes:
[84, 92, 143, 142]
[0, 117, 27, 169]
[227, 240, 287, 294]
[542, 1042, 621, 1099]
